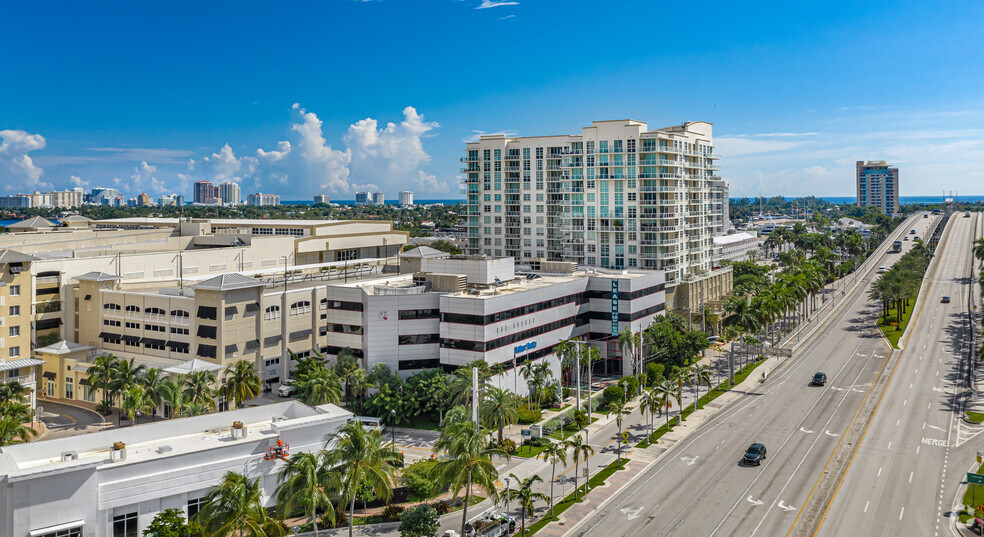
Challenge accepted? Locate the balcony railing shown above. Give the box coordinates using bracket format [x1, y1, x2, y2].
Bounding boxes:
[36, 300, 62, 314]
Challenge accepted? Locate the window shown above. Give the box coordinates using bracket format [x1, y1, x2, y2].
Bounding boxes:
[197, 306, 217, 320]
[124, 305, 140, 313]
[170, 326, 189, 335]
[197, 325, 217, 339]
[398, 309, 440, 320]
[188, 496, 207, 519]
[337, 249, 358, 261]
[146, 307, 166, 316]
[113, 512, 138, 537]
[146, 324, 166, 333]
[265, 305, 281, 320]
[197, 344, 217, 358]
[290, 301, 311, 315]
[398, 334, 441, 345]
[9, 305, 19, 316]
[8, 285, 19, 296]
[125, 339, 140, 348]
[170, 309, 189, 320]
[37, 526, 82, 537]
[65, 377, 73, 399]
[8, 326, 19, 337]
[9, 346, 20, 358]
[125, 322, 140, 329]
[83, 384, 96, 403]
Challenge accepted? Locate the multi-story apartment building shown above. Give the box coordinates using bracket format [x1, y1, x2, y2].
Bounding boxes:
[0, 190, 84, 209]
[313, 194, 331, 204]
[0, 249, 42, 410]
[461, 119, 724, 285]
[219, 182, 241, 205]
[193, 181, 219, 204]
[856, 160, 899, 216]
[246, 193, 280, 206]
[398, 190, 414, 206]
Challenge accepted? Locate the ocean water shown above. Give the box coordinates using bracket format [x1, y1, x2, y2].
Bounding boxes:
[737, 196, 984, 206]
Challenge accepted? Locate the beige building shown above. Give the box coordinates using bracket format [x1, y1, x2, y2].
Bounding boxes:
[0, 249, 43, 410]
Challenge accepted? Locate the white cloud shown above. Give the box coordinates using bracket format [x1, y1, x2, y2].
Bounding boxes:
[415, 171, 450, 194]
[129, 161, 166, 194]
[476, 0, 518, 8]
[344, 106, 439, 192]
[499, 14, 515, 19]
[0, 129, 47, 191]
[715, 137, 807, 157]
[70, 175, 89, 189]
[201, 144, 243, 183]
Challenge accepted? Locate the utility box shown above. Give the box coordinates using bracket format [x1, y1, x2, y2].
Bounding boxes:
[530, 424, 542, 439]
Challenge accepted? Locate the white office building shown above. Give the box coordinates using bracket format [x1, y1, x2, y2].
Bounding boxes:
[219, 182, 241, 205]
[313, 194, 330, 204]
[399, 190, 414, 206]
[0, 402, 351, 537]
[712, 231, 760, 264]
[461, 119, 725, 285]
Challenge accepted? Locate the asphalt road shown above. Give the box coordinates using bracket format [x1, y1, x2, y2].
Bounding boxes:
[817, 212, 981, 537]
[568, 212, 940, 537]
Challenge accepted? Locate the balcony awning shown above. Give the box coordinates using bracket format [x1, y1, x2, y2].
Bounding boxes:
[120, 335, 141, 343]
[166, 341, 190, 350]
[140, 337, 166, 346]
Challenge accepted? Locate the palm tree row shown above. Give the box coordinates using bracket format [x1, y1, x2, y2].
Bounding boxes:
[868, 241, 931, 324]
[85, 354, 261, 424]
[0, 380, 38, 446]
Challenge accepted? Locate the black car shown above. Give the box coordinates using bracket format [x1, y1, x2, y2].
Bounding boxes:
[941, 296, 951, 303]
[744, 443, 767, 466]
[812, 372, 827, 386]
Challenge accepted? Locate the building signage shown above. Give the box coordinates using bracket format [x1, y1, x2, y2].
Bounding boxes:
[514, 341, 537, 354]
[611, 279, 620, 336]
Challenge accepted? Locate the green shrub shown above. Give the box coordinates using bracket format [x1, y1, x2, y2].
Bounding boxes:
[618, 376, 639, 396]
[402, 460, 439, 501]
[562, 387, 571, 399]
[523, 437, 551, 448]
[381, 504, 406, 522]
[516, 405, 542, 424]
[95, 401, 113, 416]
[646, 363, 665, 386]
[498, 438, 517, 453]
[602, 385, 625, 406]
[431, 501, 452, 515]
[399, 504, 439, 537]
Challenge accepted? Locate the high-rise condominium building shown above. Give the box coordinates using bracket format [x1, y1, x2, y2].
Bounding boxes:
[856, 160, 899, 215]
[313, 194, 331, 204]
[194, 181, 220, 204]
[371, 192, 385, 205]
[246, 192, 280, 206]
[219, 182, 241, 205]
[355, 192, 370, 204]
[461, 119, 724, 284]
[399, 190, 414, 206]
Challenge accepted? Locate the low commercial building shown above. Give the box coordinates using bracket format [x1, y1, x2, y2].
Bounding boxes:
[712, 231, 760, 264]
[0, 401, 351, 537]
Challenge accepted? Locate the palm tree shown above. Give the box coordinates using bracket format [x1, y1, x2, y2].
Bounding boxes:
[183, 370, 217, 412]
[690, 363, 712, 412]
[480, 386, 518, 443]
[87, 354, 118, 407]
[538, 440, 569, 518]
[0, 380, 27, 404]
[519, 360, 537, 406]
[605, 397, 633, 465]
[448, 366, 491, 407]
[119, 385, 152, 425]
[195, 471, 285, 537]
[275, 451, 339, 537]
[182, 401, 211, 417]
[0, 402, 37, 446]
[224, 360, 261, 408]
[617, 327, 639, 382]
[973, 238, 984, 263]
[554, 338, 578, 396]
[654, 377, 678, 433]
[140, 368, 169, 420]
[324, 420, 401, 537]
[108, 357, 146, 405]
[638, 387, 660, 440]
[160, 378, 182, 419]
[504, 473, 549, 536]
[531, 360, 553, 408]
[434, 422, 507, 537]
[568, 434, 594, 499]
[296, 367, 342, 406]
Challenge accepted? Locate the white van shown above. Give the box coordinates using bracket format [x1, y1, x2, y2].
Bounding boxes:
[277, 380, 297, 397]
[349, 416, 384, 432]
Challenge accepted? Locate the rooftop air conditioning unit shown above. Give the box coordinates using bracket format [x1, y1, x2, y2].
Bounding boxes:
[109, 441, 127, 462]
[231, 420, 247, 439]
[61, 451, 78, 462]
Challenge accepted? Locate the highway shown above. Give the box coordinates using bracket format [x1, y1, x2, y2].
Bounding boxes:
[817, 211, 981, 537]
[567, 213, 944, 537]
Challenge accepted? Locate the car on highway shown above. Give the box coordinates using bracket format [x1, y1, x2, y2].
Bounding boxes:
[811, 372, 827, 386]
[941, 296, 951, 303]
[903, 236, 909, 241]
[965, 212, 972, 218]
[877, 266, 887, 273]
[923, 214, 929, 218]
[743, 443, 767, 466]
[911, 229, 916, 234]
[915, 236, 920, 241]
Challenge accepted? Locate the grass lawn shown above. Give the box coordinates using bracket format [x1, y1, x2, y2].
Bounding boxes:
[525, 458, 630, 536]
[959, 463, 984, 523]
[547, 418, 599, 441]
[636, 359, 766, 448]
[876, 302, 913, 349]
[967, 411, 984, 424]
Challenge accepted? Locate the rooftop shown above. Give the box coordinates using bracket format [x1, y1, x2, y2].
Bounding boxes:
[94, 217, 344, 227]
[0, 402, 351, 477]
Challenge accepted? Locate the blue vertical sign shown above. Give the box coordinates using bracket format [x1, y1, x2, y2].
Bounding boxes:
[611, 279, 619, 336]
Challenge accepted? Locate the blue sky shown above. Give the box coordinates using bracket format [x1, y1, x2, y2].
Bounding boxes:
[1, 0, 982, 199]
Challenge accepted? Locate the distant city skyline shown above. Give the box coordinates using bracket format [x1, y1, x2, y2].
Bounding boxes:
[1, 1, 982, 199]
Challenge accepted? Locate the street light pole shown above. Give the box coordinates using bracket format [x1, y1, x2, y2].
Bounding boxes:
[504, 476, 511, 519]
[390, 409, 396, 446]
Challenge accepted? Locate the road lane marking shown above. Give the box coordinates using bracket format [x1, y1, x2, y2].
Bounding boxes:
[878, 467, 882, 477]
[777, 501, 796, 512]
[888, 441, 892, 450]
[824, 430, 840, 437]
[904, 399, 907, 406]
[680, 456, 698, 466]
[620, 506, 643, 520]
[909, 471, 913, 483]
[921, 437, 948, 447]
[748, 496, 763, 506]
[799, 427, 814, 434]
[927, 423, 945, 432]
[917, 446, 920, 454]
[864, 501, 869, 513]
[900, 507, 905, 520]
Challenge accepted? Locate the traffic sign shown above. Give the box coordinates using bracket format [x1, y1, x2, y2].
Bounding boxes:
[621, 431, 630, 443]
[968, 473, 984, 485]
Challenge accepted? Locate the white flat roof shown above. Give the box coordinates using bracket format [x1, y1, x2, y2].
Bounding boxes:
[95, 217, 343, 227]
[0, 402, 351, 477]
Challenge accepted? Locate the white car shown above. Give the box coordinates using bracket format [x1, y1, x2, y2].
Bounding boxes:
[877, 266, 887, 273]
[277, 382, 297, 397]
